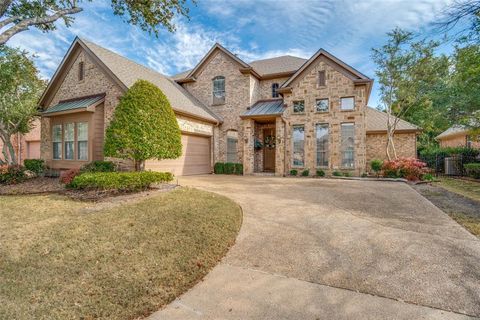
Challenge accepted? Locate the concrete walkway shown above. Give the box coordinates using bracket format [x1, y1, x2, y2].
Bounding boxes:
[149, 176, 480, 319]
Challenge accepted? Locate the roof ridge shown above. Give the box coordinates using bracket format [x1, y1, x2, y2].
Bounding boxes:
[249, 55, 307, 63]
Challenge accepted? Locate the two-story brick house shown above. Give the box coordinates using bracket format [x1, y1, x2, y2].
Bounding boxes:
[39, 37, 420, 176]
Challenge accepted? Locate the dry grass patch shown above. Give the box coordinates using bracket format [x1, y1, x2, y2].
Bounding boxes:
[0, 187, 242, 320]
[436, 177, 480, 202]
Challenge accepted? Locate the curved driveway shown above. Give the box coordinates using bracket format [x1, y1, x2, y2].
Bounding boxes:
[149, 176, 480, 320]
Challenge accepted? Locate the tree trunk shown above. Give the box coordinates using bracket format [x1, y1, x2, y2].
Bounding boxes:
[0, 134, 16, 165]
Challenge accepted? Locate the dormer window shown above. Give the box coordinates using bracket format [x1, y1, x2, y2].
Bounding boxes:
[272, 83, 279, 98]
[78, 61, 84, 81]
[213, 76, 225, 105]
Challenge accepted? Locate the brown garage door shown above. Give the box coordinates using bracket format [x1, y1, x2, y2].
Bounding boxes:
[145, 134, 211, 176]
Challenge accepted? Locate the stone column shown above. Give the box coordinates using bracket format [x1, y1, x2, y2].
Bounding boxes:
[275, 117, 285, 177]
[243, 118, 255, 175]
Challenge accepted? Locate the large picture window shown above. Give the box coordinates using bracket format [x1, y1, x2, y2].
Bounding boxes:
[341, 123, 355, 168]
[213, 76, 225, 104]
[64, 123, 74, 160]
[77, 122, 88, 160]
[316, 124, 329, 167]
[292, 125, 305, 167]
[52, 124, 62, 160]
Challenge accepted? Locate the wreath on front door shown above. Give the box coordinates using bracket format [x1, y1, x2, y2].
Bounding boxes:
[264, 135, 276, 149]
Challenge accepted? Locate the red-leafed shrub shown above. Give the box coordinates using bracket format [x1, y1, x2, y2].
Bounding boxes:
[381, 158, 428, 181]
[59, 169, 80, 186]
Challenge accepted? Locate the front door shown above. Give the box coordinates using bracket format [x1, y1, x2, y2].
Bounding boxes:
[263, 128, 275, 172]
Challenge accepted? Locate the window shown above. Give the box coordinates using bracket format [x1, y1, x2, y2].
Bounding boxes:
[78, 61, 84, 81]
[226, 131, 238, 163]
[316, 124, 329, 167]
[341, 123, 355, 168]
[318, 70, 326, 87]
[292, 125, 305, 167]
[293, 101, 305, 113]
[213, 76, 225, 104]
[272, 83, 279, 98]
[64, 123, 74, 160]
[315, 98, 329, 112]
[52, 124, 62, 160]
[340, 97, 354, 110]
[77, 122, 88, 160]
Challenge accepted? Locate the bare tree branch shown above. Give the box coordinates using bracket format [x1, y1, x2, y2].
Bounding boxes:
[0, 6, 82, 45]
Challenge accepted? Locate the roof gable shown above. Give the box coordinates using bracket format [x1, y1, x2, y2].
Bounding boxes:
[182, 43, 258, 81]
[39, 37, 220, 123]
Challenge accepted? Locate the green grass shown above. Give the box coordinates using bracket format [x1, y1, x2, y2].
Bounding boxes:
[0, 188, 242, 320]
[436, 177, 480, 202]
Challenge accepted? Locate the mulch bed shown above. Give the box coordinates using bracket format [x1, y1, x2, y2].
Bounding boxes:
[0, 177, 177, 202]
[0, 177, 64, 195]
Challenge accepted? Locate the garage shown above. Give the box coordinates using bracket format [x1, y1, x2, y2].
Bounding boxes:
[145, 134, 212, 176]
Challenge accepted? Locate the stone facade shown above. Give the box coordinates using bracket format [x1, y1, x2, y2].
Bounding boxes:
[182, 50, 252, 164]
[282, 58, 368, 175]
[366, 133, 417, 166]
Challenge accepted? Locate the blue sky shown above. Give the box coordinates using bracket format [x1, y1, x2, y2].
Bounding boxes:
[7, 0, 457, 107]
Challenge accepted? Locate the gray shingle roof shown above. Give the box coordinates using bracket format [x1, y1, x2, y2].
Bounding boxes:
[436, 125, 468, 139]
[43, 95, 104, 114]
[242, 99, 285, 117]
[366, 107, 420, 132]
[248, 55, 307, 77]
[80, 39, 220, 123]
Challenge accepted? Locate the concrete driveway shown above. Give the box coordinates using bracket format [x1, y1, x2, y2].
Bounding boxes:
[149, 176, 480, 320]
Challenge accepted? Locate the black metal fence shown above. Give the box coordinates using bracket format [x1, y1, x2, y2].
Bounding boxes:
[420, 153, 479, 177]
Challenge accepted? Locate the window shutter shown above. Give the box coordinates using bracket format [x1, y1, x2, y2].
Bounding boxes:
[318, 71, 325, 86]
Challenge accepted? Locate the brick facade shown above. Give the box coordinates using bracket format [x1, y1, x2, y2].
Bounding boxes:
[366, 132, 417, 166]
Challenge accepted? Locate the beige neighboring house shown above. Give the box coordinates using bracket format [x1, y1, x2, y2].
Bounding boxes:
[39, 37, 420, 176]
[0, 118, 41, 165]
[436, 125, 480, 149]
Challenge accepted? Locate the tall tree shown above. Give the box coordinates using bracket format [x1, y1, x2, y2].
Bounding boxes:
[0, 0, 193, 45]
[104, 80, 182, 171]
[0, 45, 45, 165]
[436, 0, 480, 43]
[372, 28, 442, 159]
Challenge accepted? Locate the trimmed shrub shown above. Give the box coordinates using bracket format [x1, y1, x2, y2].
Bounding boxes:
[224, 162, 235, 174]
[0, 165, 26, 184]
[59, 169, 80, 186]
[70, 171, 173, 191]
[332, 171, 342, 176]
[422, 173, 435, 181]
[465, 163, 480, 179]
[80, 160, 116, 173]
[234, 163, 243, 175]
[343, 172, 352, 177]
[290, 169, 298, 176]
[316, 169, 325, 177]
[370, 159, 383, 176]
[301, 169, 309, 176]
[214, 162, 225, 174]
[104, 80, 182, 171]
[382, 157, 428, 181]
[24, 159, 45, 175]
[361, 173, 368, 178]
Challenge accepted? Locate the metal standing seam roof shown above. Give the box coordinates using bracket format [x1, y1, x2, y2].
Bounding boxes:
[43, 95, 104, 114]
[243, 99, 285, 117]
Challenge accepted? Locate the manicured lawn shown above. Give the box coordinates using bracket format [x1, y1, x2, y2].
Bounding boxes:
[0, 188, 242, 319]
[435, 177, 480, 202]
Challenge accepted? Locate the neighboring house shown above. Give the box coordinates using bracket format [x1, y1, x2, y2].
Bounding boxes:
[39, 37, 420, 176]
[436, 125, 480, 149]
[0, 118, 41, 165]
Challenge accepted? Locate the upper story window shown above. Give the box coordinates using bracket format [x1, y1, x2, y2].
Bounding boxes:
[293, 100, 305, 113]
[315, 98, 329, 112]
[78, 61, 84, 81]
[340, 97, 354, 111]
[318, 70, 326, 87]
[213, 76, 225, 105]
[272, 83, 279, 98]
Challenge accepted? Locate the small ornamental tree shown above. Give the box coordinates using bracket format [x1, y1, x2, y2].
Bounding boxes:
[104, 80, 182, 171]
